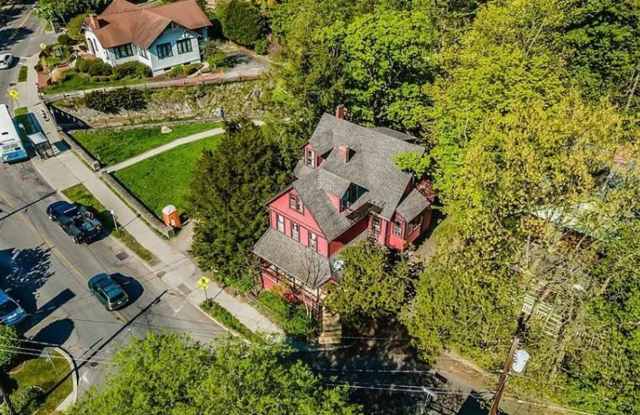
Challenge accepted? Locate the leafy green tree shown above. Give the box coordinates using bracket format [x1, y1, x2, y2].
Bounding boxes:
[70, 334, 361, 415]
[326, 241, 410, 320]
[217, 0, 266, 47]
[66, 13, 89, 41]
[190, 123, 289, 290]
[558, 0, 640, 109]
[0, 326, 19, 369]
[35, 0, 110, 25]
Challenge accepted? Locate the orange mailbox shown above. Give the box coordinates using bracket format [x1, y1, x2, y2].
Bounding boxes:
[162, 205, 181, 229]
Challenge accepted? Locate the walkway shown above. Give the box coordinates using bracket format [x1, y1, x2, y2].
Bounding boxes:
[104, 127, 225, 173]
[21, 59, 283, 336]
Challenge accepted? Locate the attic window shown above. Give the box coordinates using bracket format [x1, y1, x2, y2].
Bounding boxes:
[305, 148, 316, 168]
[340, 184, 365, 210]
[289, 193, 304, 213]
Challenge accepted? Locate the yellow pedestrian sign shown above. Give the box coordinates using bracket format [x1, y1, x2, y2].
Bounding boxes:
[197, 276, 210, 300]
[7, 89, 19, 102]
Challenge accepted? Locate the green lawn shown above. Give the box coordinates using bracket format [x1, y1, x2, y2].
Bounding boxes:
[9, 350, 73, 415]
[201, 299, 263, 343]
[114, 135, 223, 218]
[18, 65, 27, 82]
[62, 184, 158, 264]
[42, 72, 144, 95]
[72, 122, 222, 166]
[254, 291, 317, 337]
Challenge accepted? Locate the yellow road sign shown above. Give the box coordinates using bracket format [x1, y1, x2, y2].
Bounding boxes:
[197, 276, 210, 290]
[7, 89, 19, 101]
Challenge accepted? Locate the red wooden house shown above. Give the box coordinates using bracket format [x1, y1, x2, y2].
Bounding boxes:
[253, 108, 434, 310]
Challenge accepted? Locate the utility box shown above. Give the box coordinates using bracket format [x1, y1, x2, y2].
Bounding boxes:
[162, 205, 181, 229]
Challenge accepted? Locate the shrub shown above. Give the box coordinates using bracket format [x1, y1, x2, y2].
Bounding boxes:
[167, 64, 184, 78]
[57, 33, 74, 46]
[85, 88, 147, 114]
[183, 63, 202, 75]
[255, 291, 317, 337]
[254, 38, 268, 55]
[0, 326, 20, 369]
[217, 0, 265, 47]
[76, 57, 112, 76]
[207, 51, 227, 69]
[112, 61, 151, 79]
[0, 386, 44, 415]
[66, 13, 88, 41]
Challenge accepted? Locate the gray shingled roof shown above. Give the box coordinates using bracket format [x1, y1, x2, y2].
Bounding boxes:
[295, 114, 424, 239]
[253, 229, 332, 289]
[396, 189, 430, 222]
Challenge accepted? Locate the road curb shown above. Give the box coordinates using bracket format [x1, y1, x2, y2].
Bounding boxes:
[49, 346, 79, 411]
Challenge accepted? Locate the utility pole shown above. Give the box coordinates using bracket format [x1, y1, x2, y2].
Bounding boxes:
[490, 316, 528, 415]
[489, 335, 520, 415]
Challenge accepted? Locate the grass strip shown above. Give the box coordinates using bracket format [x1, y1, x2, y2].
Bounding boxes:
[62, 183, 158, 265]
[201, 299, 263, 343]
[9, 350, 73, 414]
[17, 65, 27, 82]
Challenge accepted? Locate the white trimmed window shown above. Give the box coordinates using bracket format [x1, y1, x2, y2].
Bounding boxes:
[276, 214, 285, 233]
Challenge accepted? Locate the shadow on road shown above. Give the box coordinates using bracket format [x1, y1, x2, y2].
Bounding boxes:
[111, 273, 144, 306]
[0, 27, 33, 52]
[21, 288, 75, 333]
[0, 246, 54, 313]
[31, 317, 75, 347]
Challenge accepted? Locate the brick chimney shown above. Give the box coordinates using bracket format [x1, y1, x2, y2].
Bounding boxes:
[338, 144, 351, 162]
[335, 104, 347, 120]
[88, 15, 100, 29]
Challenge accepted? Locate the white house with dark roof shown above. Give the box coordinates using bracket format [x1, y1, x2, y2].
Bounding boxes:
[82, 0, 212, 75]
[253, 107, 435, 310]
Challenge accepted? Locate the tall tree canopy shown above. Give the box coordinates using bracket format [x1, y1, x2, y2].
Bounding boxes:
[190, 123, 290, 290]
[70, 334, 361, 415]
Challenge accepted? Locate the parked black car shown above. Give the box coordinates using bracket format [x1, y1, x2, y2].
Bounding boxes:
[88, 273, 129, 311]
[46, 201, 102, 244]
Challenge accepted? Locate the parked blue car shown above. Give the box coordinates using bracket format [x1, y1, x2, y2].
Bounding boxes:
[0, 290, 26, 326]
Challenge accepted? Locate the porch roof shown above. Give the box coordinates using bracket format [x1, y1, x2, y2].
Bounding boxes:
[253, 229, 332, 289]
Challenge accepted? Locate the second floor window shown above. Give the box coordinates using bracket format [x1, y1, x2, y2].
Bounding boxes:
[114, 44, 133, 59]
[177, 38, 193, 54]
[156, 42, 173, 59]
[308, 232, 318, 252]
[291, 223, 300, 242]
[393, 220, 403, 236]
[305, 148, 315, 167]
[289, 193, 303, 213]
[276, 214, 285, 233]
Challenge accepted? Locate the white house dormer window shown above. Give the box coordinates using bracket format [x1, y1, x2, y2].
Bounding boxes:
[305, 148, 316, 168]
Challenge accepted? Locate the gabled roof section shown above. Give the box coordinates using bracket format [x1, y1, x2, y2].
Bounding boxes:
[291, 114, 425, 240]
[396, 189, 431, 222]
[85, 0, 212, 49]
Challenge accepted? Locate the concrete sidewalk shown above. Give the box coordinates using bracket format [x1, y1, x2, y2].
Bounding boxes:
[105, 127, 225, 173]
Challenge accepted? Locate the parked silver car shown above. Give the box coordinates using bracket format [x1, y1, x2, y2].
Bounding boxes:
[0, 53, 13, 70]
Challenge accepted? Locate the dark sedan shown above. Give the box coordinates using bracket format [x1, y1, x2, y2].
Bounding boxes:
[88, 273, 129, 311]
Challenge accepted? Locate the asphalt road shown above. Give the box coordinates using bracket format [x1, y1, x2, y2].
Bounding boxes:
[0, 3, 225, 397]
